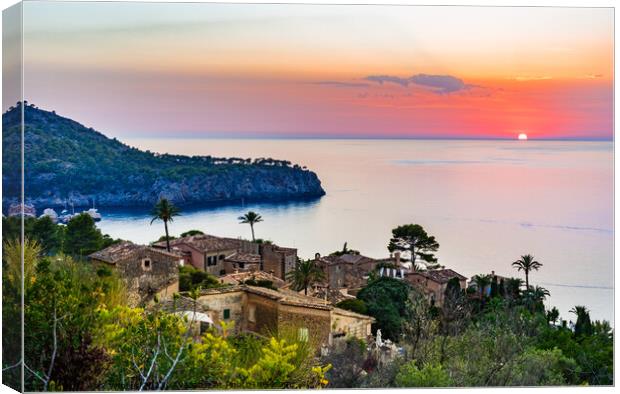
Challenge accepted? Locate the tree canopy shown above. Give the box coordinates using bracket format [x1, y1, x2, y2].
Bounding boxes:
[387, 224, 439, 269]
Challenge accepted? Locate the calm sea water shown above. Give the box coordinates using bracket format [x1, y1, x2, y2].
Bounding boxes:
[97, 139, 614, 323]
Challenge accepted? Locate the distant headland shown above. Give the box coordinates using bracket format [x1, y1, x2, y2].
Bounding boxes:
[2, 102, 326, 210]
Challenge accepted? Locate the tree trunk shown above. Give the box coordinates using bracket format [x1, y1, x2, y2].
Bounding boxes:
[164, 220, 170, 252]
[525, 271, 529, 292]
[250, 223, 255, 241]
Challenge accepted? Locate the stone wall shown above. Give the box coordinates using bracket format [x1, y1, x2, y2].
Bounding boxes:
[197, 289, 247, 333]
[203, 249, 236, 276]
[246, 293, 279, 336]
[331, 309, 373, 340]
[277, 304, 331, 349]
[260, 245, 297, 280]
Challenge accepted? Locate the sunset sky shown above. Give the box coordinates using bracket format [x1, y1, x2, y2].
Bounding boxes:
[19, 2, 613, 140]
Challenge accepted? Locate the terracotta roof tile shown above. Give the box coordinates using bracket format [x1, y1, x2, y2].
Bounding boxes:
[224, 252, 261, 265]
[89, 241, 181, 264]
[219, 271, 286, 287]
[320, 253, 377, 266]
[407, 268, 467, 284]
[155, 234, 243, 253]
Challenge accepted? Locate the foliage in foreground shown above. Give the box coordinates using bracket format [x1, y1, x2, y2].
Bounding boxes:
[2, 239, 330, 391]
[2, 233, 613, 389]
[321, 273, 613, 388]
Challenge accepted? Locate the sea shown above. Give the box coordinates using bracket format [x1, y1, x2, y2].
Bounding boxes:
[96, 139, 614, 323]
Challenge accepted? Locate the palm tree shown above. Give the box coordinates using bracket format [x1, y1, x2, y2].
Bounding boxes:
[286, 259, 325, 296]
[504, 277, 524, 299]
[150, 198, 181, 252]
[472, 274, 492, 299]
[511, 254, 542, 290]
[525, 285, 550, 312]
[546, 306, 560, 325]
[238, 211, 263, 241]
[532, 285, 550, 302]
[570, 305, 593, 336]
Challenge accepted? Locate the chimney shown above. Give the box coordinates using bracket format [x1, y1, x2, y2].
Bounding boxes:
[394, 251, 401, 265]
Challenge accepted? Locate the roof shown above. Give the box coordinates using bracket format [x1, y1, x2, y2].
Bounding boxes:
[247, 286, 334, 310]
[309, 287, 357, 304]
[271, 245, 297, 254]
[219, 271, 287, 288]
[197, 284, 334, 311]
[155, 234, 243, 253]
[407, 268, 468, 284]
[89, 241, 182, 264]
[319, 253, 377, 266]
[224, 252, 261, 265]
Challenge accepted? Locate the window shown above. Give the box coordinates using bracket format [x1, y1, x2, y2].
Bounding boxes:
[248, 304, 256, 323]
[239, 262, 245, 269]
[219, 254, 226, 260]
[223, 309, 231, 320]
[298, 327, 309, 342]
[199, 321, 210, 334]
[142, 258, 152, 270]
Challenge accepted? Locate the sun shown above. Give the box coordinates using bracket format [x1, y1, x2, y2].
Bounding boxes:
[517, 133, 528, 141]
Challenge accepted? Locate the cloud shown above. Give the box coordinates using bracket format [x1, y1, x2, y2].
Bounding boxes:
[409, 74, 467, 93]
[583, 74, 604, 79]
[363, 73, 470, 93]
[311, 80, 369, 88]
[364, 75, 411, 87]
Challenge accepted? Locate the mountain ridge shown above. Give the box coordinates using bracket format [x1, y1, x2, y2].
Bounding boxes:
[2, 102, 326, 209]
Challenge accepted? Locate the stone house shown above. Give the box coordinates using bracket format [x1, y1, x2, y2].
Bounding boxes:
[259, 244, 297, 280]
[154, 234, 257, 276]
[314, 253, 383, 290]
[154, 234, 297, 279]
[405, 268, 467, 307]
[193, 285, 374, 350]
[89, 241, 182, 306]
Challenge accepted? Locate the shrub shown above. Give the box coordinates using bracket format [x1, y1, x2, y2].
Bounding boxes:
[395, 362, 452, 387]
[336, 299, 368, 315]
[179, 265, 221, 291]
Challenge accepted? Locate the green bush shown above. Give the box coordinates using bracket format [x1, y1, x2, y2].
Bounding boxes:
[395, 362, 452, 387]
[336, 299, 368, 315]
[179, 265, 221, 291]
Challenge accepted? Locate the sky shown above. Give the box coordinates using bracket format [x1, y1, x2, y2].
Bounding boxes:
[16, 2, 614, 140]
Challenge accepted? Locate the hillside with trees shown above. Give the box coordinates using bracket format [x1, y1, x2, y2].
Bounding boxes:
[2, 102, 325, 209]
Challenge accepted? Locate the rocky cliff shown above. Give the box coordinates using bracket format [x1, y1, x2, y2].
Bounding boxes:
[2, 103, 325, 209]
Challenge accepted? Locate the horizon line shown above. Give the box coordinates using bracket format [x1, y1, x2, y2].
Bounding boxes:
[122, 135, 614, 142]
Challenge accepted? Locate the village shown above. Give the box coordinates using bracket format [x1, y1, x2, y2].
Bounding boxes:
[82, 207, 491, 356]
[8, 201, 513, 355]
